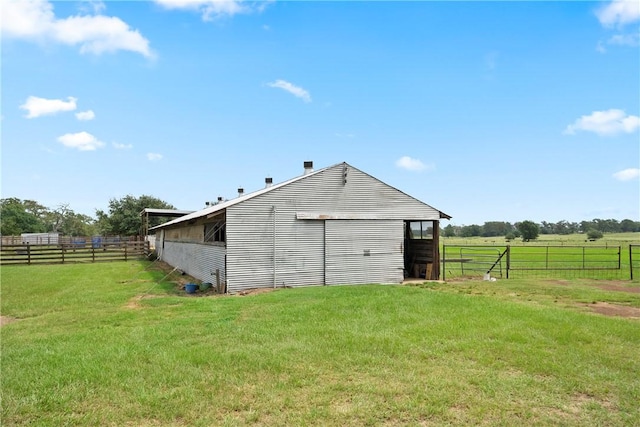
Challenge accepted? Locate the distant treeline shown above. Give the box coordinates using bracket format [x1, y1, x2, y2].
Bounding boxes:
[443, 219, 640, 238]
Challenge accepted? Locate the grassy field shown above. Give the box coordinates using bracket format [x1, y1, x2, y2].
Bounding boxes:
[2, 262, 640, 426]
[441, 233, 640, 280]
[442, 232, 640, 247]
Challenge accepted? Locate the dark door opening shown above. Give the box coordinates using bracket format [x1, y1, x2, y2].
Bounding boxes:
[404, 220, 439, 280]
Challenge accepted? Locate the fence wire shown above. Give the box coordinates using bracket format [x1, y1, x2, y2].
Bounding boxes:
[443, 244, 634, 281]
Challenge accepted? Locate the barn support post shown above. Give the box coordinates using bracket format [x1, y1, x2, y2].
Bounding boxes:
[433, 221, 440, 280]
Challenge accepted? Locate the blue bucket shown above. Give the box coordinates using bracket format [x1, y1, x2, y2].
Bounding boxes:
[184, 283, 198, 294]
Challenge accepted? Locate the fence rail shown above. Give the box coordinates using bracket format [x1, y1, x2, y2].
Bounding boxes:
[442, 244, 635, 280]
[0, 241, 150, 265]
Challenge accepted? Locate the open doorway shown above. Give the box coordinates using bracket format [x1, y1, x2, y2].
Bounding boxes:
[404, 220, 440, 280]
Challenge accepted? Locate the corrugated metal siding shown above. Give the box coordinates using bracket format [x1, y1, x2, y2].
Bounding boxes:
[226, 205, 325, 293]
[325, 220, 404, 285]
[161, 241, 226, 285]
[225, 165, 428, 292]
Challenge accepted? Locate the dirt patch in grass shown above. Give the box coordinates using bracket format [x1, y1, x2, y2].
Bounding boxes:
[596, 283, 640, 293]
[584, 302, 640, 318]
[0, 316, 18, 327]
[125, 295, 162, 309]
[237, 288, 276, 296]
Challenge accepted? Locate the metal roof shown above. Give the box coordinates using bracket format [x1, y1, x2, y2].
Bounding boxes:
[140, 208, 194, 216]
[150, 163, 332, 230]
[150, 161, 450, 230]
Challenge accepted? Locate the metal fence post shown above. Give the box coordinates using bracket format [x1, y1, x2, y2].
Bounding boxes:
[631, 245, 634, 281]
[506, 245, 510, 279]
[27, 243, 31, 265]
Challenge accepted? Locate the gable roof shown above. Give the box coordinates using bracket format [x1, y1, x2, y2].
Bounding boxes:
[151, 162, 450, 230]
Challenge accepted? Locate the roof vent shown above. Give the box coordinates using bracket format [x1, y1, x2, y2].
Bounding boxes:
[217, 196, 223, 203]
[303, 161, 314, 175]
[238, 187, 244, 197]
[265, 177, 273, 188]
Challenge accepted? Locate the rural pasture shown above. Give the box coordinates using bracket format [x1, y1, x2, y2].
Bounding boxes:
[441, 233, 640, 280]
[1, 261, 639, 426]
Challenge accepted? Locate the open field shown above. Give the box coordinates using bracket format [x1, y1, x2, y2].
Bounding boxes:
[442, 232, 640, 247]
[2, 262, 640, 426]
[441, 233, 640, 280]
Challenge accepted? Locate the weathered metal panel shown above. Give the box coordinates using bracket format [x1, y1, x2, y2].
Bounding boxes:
[226, 205, 325, 294]
[212, 163, 443, 292]
[160, 241, 226, 285]
[325, 220, 404, 285]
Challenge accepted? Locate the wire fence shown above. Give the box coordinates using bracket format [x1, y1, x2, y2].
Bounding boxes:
[442, 244, 636, 281]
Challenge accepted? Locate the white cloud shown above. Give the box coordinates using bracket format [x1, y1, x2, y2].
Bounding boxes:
[563, 109, 640, 136]
[57, 131, 105, 151]
[395, 156, 432, 172]
[597, 29, 640, 52]
[267, 79, 312, 103]
[154, 0, 256, 20]
[595, 0, 640, 27]
[75, 110, 95, 121]
[113, 142, 133, 150]
[147, 152, 163, 161]
[613, 168, 640, 181]
[80, 1, 106, 15]
[20, 96, 77, 118]
[608, 31, 640, 46]
[1, 0, 154, 58]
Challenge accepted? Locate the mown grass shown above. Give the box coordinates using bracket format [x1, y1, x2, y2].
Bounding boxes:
[2, 262, 639, 426]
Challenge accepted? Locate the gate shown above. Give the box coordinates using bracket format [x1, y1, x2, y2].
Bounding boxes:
[442, 245, 509, 280]
[442, 244, 626, 280]
[631, 244, 640, 280]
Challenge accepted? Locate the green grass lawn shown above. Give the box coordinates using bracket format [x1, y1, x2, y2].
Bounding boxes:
[2, 262, 639, 426]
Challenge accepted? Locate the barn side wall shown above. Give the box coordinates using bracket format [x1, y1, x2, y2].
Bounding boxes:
[160, 241, 226, 285]
[225, 164, 439, 293]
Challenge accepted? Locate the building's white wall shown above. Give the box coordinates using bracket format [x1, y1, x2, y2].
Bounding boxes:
[225, 164, 435, 293]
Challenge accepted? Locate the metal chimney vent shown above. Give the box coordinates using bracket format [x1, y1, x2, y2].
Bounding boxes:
[237, 187, 244, 197]
[303, 161, 313, 175]
[265, 177, 273, 188]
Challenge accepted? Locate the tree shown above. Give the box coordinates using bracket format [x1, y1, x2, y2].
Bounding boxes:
[587, 229, 603, 240]
[0, 198, 48, 235]
[96, 195, 175, 236]
[516, 220, 539, 242]
[460, 224, 482, 237]
[620, 219, 640, 232]
[443, 224, 457, 237]
[482, 221, 513, 237]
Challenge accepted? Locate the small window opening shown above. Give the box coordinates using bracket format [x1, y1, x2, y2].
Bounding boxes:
[204, 221, 226, 243]
[408, 221, 433, 239]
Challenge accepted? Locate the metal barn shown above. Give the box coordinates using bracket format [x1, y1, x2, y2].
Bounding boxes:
[152, 162, 450, 294]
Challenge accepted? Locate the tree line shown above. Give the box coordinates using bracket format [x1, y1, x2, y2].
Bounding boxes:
[443, 218, 640, 241]
[2, 196, 639, 239]
[0, 196, 174, 237]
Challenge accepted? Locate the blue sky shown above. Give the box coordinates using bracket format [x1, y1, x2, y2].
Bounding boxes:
[2, 0, 639, 226]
